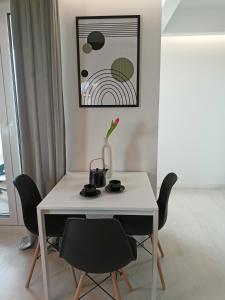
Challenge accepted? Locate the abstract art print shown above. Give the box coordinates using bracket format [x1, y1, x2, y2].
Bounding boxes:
[76, 15, 140, 107]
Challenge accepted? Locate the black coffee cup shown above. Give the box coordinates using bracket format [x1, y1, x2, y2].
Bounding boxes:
[84, 184, 96, 195]
[109, 180, 121, 191]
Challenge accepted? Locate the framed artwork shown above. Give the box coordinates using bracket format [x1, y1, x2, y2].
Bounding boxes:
[76, 15, 140, 107]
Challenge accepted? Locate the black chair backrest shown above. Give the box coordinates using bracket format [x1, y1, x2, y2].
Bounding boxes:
[13, 174, 42, 235]
[157, 172, 177, 229]
[60, 218, 135, 274]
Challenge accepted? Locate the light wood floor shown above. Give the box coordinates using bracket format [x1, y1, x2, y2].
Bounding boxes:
[0, 188, 225, 300]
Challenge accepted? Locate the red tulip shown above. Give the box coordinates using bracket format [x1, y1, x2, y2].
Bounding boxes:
[115, 117, 120, 124]
[106, 117, 120, 138]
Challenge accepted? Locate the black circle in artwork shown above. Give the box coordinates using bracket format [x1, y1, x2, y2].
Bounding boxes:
[87, 31, 105, 50]
[81, 70, 88, 77]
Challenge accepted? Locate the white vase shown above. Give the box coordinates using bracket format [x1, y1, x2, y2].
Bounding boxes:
[102, 137, 112, 178]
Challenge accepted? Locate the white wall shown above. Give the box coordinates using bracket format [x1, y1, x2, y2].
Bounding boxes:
[164, 6, 225, 35]
[158, 35, 225, 187]
[58, 0, 161, 191]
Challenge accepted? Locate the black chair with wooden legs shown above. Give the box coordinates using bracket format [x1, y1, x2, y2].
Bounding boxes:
[60, 218, 137, 300]
[13, 174, 85, 288]
[114, 172, 178, 290]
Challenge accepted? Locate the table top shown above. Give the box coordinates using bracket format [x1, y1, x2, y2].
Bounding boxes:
[38, 172, 158, 215]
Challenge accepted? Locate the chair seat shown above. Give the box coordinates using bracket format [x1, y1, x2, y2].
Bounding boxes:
[115, 215, 153, 236]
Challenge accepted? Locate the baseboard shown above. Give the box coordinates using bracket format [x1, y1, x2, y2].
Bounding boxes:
[0, 225, 26, 234]
[158, 184, 225, 189]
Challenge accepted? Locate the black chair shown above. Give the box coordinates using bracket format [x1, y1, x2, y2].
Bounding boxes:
[13, 174, 85, 288]
[60, 218, 137, 300]
[114, 172, 178, 290]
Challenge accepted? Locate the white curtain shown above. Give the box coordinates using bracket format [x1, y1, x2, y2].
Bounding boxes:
[10, 0, 66, 196]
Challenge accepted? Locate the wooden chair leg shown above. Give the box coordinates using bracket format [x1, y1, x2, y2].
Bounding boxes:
[74, 273, 86, 300]
[70, 266, 78, 288]
[25, 240, 40, 288]
[112, 272, 122, 300]
[150, 235, 165, 257]
[158, 239, 165, 258]
[150, 235, 166, 290]
[149, 235, 165, 257]
[119, 268, 133, 291]
[157, 255, 166, 290]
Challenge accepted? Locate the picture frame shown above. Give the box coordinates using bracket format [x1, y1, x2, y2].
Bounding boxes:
[76, 15, 140, 107]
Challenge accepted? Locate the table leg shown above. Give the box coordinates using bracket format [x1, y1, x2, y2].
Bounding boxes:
[37, 209, 51, 300]
[151, 210, 158, 300]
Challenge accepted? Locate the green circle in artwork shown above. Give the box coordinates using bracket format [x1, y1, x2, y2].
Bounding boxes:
[82, 43, 92, 54]
[111, 57, 134, 82]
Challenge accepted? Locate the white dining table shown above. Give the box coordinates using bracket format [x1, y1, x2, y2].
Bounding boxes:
[37, 171, 158, 300]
